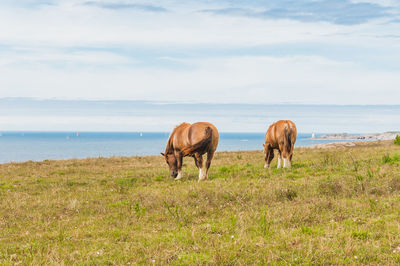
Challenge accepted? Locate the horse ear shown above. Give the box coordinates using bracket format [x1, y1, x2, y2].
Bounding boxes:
[160, 152, 165, 156]
[262, 144, 265, 147]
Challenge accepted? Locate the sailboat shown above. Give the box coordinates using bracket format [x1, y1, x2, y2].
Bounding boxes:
[311, 132, 315, 139]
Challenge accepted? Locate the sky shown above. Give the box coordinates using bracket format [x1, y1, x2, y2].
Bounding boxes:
[0, 0, 400, 104]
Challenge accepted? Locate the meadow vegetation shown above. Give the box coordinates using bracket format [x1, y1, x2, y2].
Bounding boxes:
[394, 135, 400, 145]
[0, 141, 400, 264]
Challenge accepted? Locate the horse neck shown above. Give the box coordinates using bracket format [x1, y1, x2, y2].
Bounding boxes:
[165, 132, 175, 154]
[165, 123, 188, 154]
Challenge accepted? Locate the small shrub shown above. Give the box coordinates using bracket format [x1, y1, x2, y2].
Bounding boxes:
[155, 176, 163, 182]
[382, 153, 400, 164]
[382, 154, 391, 164]
[134, 203, 145, 216]
[389, 177, 400, 192]
[352, 231, 370, 240]
[164, 201, 187, 229]
[321, 153, 341, 167]
[318, 178, 343, 196]
[218, 166, 230, 174]
[276, 188, 297, 201]
[0, 183, 13, 190]
[395, 135, 400, 145]
[259, 206, 272, 237]
[366, 168, 374, 179]
[118, 177, 137, 186]
[301, 226, 313, 235]
[66, 181, 87, 187]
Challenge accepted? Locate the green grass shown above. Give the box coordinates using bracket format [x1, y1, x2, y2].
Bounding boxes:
[395, 135, 400, 145]
[1, 141, 400, 264]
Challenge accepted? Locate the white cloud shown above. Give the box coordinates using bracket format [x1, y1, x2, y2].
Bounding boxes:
[1, 54, 399, 104]
[0, 1, 399, 104]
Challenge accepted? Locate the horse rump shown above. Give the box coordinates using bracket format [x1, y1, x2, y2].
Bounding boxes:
[181, 126, 213, 156]
[283, 123, 295, 154]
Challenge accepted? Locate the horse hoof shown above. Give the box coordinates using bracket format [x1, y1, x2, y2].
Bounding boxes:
[198, 176, 207, 182]
[174, 173, 183, 180]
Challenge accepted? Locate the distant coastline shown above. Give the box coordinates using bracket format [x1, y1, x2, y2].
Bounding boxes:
[311, 132, 400, 141]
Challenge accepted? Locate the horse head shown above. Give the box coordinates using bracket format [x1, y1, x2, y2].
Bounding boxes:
[161, 152, 178, 178]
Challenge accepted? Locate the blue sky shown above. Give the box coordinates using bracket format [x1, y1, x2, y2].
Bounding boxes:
[0, 0, 399, 104]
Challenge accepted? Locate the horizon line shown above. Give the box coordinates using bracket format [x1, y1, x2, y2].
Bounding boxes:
[1, 97, 400, 107]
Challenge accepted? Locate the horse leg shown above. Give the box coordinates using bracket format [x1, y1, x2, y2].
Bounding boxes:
[264, 147, 274, 169]
[194, 153, 204, 181]
[175, 151, 183, 180]
[286, 153, 292, 168]
[286, 158, 291, 168]
[202, 151, 214, 181]
[277, 150, 282, 169]
[193, 152, 200, 168]
[280, 146, 291, 169]
[282, 146, 293, 168]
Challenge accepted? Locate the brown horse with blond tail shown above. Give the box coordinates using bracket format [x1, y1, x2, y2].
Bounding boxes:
[161, 122, 219, 181]
[263, 120, 297, 169]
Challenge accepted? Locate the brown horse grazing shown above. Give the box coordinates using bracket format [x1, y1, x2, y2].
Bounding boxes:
[263, 120, 297, 169]
[161, 122, 219, 181]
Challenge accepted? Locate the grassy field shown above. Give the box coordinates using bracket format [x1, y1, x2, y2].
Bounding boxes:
[1, 141, 400, 264]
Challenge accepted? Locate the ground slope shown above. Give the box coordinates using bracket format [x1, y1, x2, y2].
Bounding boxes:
[0, 141, 400, 264]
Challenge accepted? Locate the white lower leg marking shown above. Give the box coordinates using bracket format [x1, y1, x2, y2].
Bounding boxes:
[199, 167, 207, 181]
[198, 168, 203, 180]
[175, 170, 182, 180]
[264, 163, 268, 169]
[283, 158, 287, 168]
[277, 157, 281, 168]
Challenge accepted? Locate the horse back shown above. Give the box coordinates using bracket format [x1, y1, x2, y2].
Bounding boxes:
[171, 122, 219, 155]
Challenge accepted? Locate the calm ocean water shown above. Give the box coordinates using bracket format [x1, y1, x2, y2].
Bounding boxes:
[0, 132, 358, 163]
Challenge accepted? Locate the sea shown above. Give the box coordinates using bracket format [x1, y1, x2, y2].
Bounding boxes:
[1, 99, 399, 163]
[0, 131, 358, 164]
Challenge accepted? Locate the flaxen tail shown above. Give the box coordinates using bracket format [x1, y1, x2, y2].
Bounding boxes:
[181, 127, 213, 156]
